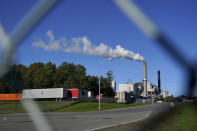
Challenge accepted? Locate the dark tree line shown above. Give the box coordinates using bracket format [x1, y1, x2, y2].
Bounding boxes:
[0, 62, 114, 96]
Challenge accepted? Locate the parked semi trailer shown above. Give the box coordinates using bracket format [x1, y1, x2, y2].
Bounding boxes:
[22, 88, 67, 99]
[0, 94, 22, 100]
[67, 89, 88, 99]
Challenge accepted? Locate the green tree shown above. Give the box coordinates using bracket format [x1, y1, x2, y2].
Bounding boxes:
[16, 64, 27, 90]
[75, 64, 87, 89]
[42, 62, 56, 88]
[54, 62, 87, 89]
[100, 76, 114, 96]
[0, 61, 115, 97]
[0, 65, 23, 93]
[54, 62, 71, 88]
[24, 62, 45, 89]
[85, 75, 99, 96]
[100, 71, 115, 96]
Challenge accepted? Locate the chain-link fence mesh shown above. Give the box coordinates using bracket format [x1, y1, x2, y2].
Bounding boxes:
[0, 0, 196, 131]
[0, 0, 60, 130]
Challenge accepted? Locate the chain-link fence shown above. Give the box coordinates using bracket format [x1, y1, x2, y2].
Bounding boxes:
[0, 0, 60, 130]
[0, 0, 196, 131]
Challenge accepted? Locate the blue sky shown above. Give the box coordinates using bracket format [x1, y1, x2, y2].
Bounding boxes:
[0, 0, 197, 96]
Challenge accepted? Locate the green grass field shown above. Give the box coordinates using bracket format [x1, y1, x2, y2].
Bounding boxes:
[56, 102, 151, 112]
[155, 102, 197, 131]
[0, 101, 75, 114]
[0, 101, 151, 114]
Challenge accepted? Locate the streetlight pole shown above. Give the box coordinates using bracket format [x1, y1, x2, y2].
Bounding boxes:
[99, 63, 101, 110]
[98, 58, 112, 110]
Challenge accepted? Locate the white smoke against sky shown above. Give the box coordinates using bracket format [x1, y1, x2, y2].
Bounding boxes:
[32, 30, 65, 51]
[32, 30, 144, 61]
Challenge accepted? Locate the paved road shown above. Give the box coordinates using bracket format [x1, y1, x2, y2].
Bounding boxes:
[0, 103, 171, 131]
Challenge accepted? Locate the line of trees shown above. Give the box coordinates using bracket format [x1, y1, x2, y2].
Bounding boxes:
[0, 62, 115, 96]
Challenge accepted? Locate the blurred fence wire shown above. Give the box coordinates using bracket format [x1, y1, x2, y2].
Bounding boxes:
[113, 0, 196, 97]
[0, 0, 196, 131]
[0, 0, 60, 131]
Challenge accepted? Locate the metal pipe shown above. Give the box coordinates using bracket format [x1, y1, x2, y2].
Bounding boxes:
[158, 70, 161, 95]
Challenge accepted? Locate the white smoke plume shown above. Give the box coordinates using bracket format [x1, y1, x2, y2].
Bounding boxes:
[32, 30, 65, 51]
[32, 30, 144, 61]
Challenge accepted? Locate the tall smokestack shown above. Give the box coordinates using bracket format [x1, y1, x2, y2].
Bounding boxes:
[143, 61, 147, 97]
[157, 70, 161, 95]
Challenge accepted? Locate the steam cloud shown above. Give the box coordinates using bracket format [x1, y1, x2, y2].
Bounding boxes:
[32, 30, 144, 61]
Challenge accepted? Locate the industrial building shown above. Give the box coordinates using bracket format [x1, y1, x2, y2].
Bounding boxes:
[115, 91, 132, 103]
[161, 90, 170, 98]
[115, 82, 162, 103]
[115, 63, 169, 103]
[118, 82, 157, 98]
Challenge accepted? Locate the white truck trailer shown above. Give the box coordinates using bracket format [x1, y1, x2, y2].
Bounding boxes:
[22, 88, 67, 100]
